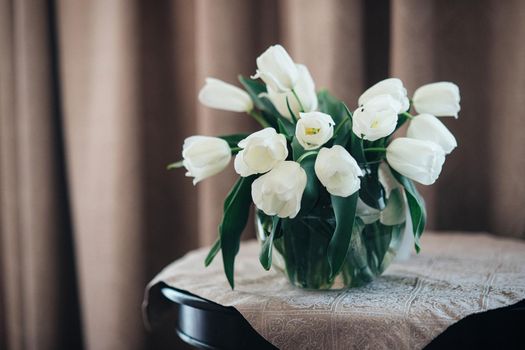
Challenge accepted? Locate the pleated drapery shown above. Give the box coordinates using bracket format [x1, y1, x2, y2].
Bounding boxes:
[1, 0, 524, 349]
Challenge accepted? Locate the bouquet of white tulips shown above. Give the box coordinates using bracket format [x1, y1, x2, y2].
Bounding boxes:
[169, 44, 460, 289]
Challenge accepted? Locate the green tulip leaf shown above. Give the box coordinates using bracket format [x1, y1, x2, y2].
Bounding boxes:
[317, 90, 346, 125]
[219, 175, 256, 289]
[239, 75, 280, 128]
[205, 175, 249, 268]
[395, 112, 409, 132]
[259, 216, 281, 270]
[340, 104, 366, 165]
[390, 169, 426, 252]
[277, 117, 295, 138]
[291, 136, 306, 159]
[359, 164, 387, 210]
[318, 91, 353, 148]
[328, 192, 359, 278]
[299, 156, 320, 216]
[349, 135, 366, 165]
[204, 237, 221, 267]
[291, 137, 320, 215]
[218, 133, 249, 148]
[238, 75, 266, 107]
[346, 217, 372, 279]
[332, 105, 351, 147]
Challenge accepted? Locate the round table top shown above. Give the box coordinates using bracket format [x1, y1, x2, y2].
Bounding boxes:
[144, 232, 525, 349]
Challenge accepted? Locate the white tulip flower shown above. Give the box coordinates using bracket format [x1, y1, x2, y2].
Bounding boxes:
[352, 94, 401, 141]
[412, 82, 461, 118]
[252, 44, 299, 93]
[295, 112, 335, 150]
[407, 114, 457, 154]
[358, 78, 409, 114]
[386, 137, 446, 185]
[251, 161, 307, 218]
[314, 145, 363, 197]
[234, 128, 288, 177]
[182, 136, 232, 185]
[266, 64, 318, 120]
[198, 78, 253, 112]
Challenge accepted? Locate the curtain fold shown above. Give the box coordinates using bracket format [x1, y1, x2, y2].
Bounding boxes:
[0, 0, 82, 349]
[391, 0, 525, 235]
[1, 0, 524, 349]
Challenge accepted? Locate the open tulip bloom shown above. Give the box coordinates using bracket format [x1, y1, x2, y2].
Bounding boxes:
[168, 44, 460, 289]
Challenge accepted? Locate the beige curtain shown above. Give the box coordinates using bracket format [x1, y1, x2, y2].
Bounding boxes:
[1, 0, 524, 349]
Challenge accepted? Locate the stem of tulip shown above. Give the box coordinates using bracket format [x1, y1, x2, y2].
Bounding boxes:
[167, 160, 184, 169]
[285, 96, 298, 123]
[363, 147, 387, 153]
[291, 89, 305, 113]
[359, 159, 384, 166]
[400, 112, 414, 120]
[296, 151, 318, 163]
[249, 110, 271, 128]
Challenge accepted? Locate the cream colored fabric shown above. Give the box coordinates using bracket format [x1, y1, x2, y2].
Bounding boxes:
[146, 232, 525, 349]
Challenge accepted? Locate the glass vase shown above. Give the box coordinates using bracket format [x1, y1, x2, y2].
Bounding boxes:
[256, 208, 407, 290]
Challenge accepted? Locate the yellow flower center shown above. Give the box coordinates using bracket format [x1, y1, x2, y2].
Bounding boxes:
[370, 120, 379, 128]
[305, 127, 321, 135]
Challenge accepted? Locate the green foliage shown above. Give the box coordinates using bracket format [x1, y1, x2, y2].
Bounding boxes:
[218, 133, 249, 148]
[298, 157, 320, 216]
[280, 217, 333, 288]
[259, 216, 281, 270]
[204, 238, 221, 267]
[239, 75, 281, 128]
[317, 91, 358, 151]
[277, 118, 295, 138]
[390, 169, 427, 252]
[359, 163, 387, 210]
[291, 137, 320, 216]
[217, 175, 256, 289]
[395, 112, 409, 131]
[317, 90, 346, 125]
[362, 222, 402, 274]
[327, 192, 359, 278]
[202, 84, 429, 288]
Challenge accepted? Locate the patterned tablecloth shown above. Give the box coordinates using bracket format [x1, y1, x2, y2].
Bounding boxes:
[144, 232, 525, 349]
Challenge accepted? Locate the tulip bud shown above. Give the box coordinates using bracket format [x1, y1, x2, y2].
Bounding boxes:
[182, 136, 232, 185]
[314, 146, 363, 197]
[407, 114, 457, 154]
[266, 64, 318, 120]
[386, 138, 446, 185]
[358, 78, 409, 114]
[234, 128, 288, 177]
[198, 78, 253, 112]
[295, 112, 335, 150]
[412, 82, 461, 118]
[252, 161, 307, 218]
[252, 44, 299, 93]
[352, 94, 400, 142]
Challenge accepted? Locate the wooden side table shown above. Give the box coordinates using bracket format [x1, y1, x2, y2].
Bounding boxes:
[154, 284, 524, 349]
[160, 285, 275, 349]
[144, 234, 525, 349]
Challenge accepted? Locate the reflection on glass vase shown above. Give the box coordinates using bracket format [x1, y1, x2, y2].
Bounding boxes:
[256, 206, 407, 290]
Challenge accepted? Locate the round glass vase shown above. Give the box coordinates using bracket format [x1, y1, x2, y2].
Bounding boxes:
[256, 209, 406, 290]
